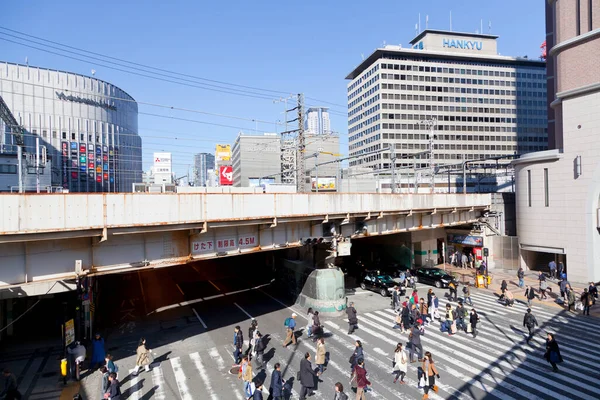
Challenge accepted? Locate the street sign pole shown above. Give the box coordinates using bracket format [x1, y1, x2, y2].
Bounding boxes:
[483, 247, 489, 288]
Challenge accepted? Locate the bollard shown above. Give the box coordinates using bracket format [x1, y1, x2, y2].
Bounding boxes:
[61, 358, 68, 384]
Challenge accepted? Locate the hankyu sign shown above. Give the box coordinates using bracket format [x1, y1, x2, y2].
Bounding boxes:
[443, 38, 482, 51]
[219, 165, 233, 185]
[56, 91, 117, 111]
[215, 144, 231, 161]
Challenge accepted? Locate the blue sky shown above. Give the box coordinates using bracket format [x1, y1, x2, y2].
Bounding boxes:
[1, 0, 545, 177]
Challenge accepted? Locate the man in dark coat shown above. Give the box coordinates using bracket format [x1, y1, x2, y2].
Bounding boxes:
[299, 353, 319, 400]
[269, 363, 284, 400]
[408, 323, 423, 363]
[346, 302, 358, 335]
[0, 369, 20, 400]
[392, 287, 400, 311]
[106, 373, 121, 400]
[523, 308, 538, 344]
[233, 326, 244, 365]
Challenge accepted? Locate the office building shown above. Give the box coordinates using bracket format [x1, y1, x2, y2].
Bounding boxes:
[513, 1, 600, 283]
[345, 30, 547, 188]
[305, 107, 331, 135]
[193, 152, 215, 186]
[0, 61, 142, 192]
[231, 133, 281, 187]
[303, 133, 340, 191]
[152, 152, 172, 184]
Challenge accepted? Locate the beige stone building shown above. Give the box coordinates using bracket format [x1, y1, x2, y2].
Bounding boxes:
[513, 0, 600, 282]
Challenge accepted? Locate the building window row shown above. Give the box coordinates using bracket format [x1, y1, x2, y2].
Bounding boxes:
[379, 55, 545, 73]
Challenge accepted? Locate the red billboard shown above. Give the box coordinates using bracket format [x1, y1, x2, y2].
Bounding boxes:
[219, 166, 233, 186]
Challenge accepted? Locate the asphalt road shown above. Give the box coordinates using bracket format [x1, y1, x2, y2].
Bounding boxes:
[84, 267, 600, 400]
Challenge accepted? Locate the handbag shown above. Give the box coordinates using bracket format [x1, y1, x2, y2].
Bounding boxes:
[296, 370, 301, 381]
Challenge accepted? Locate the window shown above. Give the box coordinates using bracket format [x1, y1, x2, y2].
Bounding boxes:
[0, 164, 17, 174]
[544, 168, 549, 207]
[527, 170, 532, 207]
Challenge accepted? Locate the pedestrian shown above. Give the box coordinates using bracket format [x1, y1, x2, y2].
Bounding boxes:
[306, 308, 314, 337]
[393, 310, 403, 330]
[500, 280, 508, 300]
[299, 353, 319, 400]
[409, 323, 423, 363]
[450, 251, 457, 266]
[461, 253, 468, 269]
[426, 288, 433, 308]
[0, 369, 21, 400]
[239, 356, 254, 398]
[548, 260, 557, 279]
[105, 354, 118, 376]
[418, 298, 429, 326]
[247, 319, 258, 361]
[253, 382, 264, 400]
[67, 341, 86, 380]
[350, 340, 364, 373]
[469, 308, 479, 338]
[421, 352, 440, 399]
[538, 271, 546, 285]
[282, 314, 297, 348]
[99, 366, 109, 398]
[105, 372, 121, 400]
[312, 311, 322, 338]
[441, 303, 455, 334]
[559, 277, 569, 300]
[315, 337, 326, 374]
[91, 333, 106, 370]
[462, 283, 473, 306]
[504, 289, 514, 307]
[410, 289, 419, 305]
[544, 333, 563, 372]
[539, 279, 548, 300]
[333, 382, 348, 400]
[353, 358, 371, 400]
[525, 285, 536, 307]
[234, 326, 244, 364]
[517, 267, 525, 288]
[523, 308, 538, 344]
[346, 302, 358, 335]
[134, 338, 152, 375]
[429, 293, 440, 321]
[448, 281, 458, 302]
[254, 332, 266, 369]
[455, 301, 468, 332]
[581, 288, 592, 316]
[567, 286, 576, 312]
[269, 363, 284, 400]
[392, 343, 408, 384]
[392, 287, 400, 311]
[468, 253, 474, 269]
[557, 261, 564, 277]
[589, 282, 598, 305]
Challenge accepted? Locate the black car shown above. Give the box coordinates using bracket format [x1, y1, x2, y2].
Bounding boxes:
[359, 270, 396, 297]
[411, 267, 458, 288]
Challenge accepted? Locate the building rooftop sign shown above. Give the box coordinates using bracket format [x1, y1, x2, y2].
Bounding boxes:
[56, 92, 117, 111]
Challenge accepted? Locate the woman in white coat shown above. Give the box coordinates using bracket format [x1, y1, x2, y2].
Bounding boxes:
[392, 343, 408, 384]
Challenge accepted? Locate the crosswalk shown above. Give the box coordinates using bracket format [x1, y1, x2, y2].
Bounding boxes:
[110, 290, 600, 400]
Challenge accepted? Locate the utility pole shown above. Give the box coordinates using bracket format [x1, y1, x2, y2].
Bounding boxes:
[420, 117, 437, 193]
[296, 93, 306, 193]
[276, 95, 298, 186]
[389, 147, 397, 193]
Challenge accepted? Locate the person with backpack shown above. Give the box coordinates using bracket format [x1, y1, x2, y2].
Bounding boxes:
[299, 353, 319, 400]
[333, 382, 348, 400]
[523, 308, 538, 344]
[544, 333, 562, 372]
[105, 354, 118, 377]
[346, 302, 358, 335]
[408, 323, 423, 363]
[353, 358, 371, 400]
[282, 314, 297, 348]
[525, 285, 536, 308]
[392, 343, 408, 384]
[581, 288, 592, 316]
[421, 352, 440, 400]
[233, 327, 244, 365]
[410, 289, 419, 305]
[557, 262, 565, 277]
[269, 363, 284, 400]
[469, 308, 480, 338]
[517, 267, 525, 288]
[0, 369, 21, 400]
[462, 284, 473, 306]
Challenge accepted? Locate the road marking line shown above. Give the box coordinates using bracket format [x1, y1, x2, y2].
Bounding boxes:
[128, 374, 141, 400]
[176, 284, 185, 295]
[170, 357, 193, 400]
[233, 302, 253, 319]
[208, 280, 221, 291]
[151, 366, 167, 400]
[190, 352, 219, 400]
[192, 308, 207, 329]
[208, 349, 244, 400]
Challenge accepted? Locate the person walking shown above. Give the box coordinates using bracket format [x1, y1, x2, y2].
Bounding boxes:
[441, 303, 455, 334]
[410, 289, 419, 305]
[581, 288, 592, 316]
[282, 314, 297, 348]
[548, 260, 557, 279]
[350, 341, 364, 373]
[559, 277, 569, 300]
[239, 356, 254, 399]
[544, 333, 563, 372]
[269, 363, 284, 400]
[306, 308, 314, 338]
[525, 285, 536, 308]
[504, 289, 514, 307]
[429, 293, 439, 321]
[0, 369, 21, 400]
[500, 280, 508, 300]
[353, 358, 371, 400]
[557, 261, 564, 278]
[67, 341, 86, 380]
[99, 366, 110, 398]
[105, 354, 118, 376]
[409, 323, 423, 363]
[523, 308, 538, 344]
[539, 279, 548, 300]
[234, 326, 244, 364]
[418, 298, 429, 325]
[134, 338, 152, 375]
[462, 284, 473, 306]
[254, 332, 266, 370]
[589, 282, 598, 305]
[105, 373, 121, 400]
[567, 287, 576, 312]
[312, 311, 322, 339]
[299, 353, 319, 400]
[421, 352, 440, 399]
[253, 382, 264, 400]
[392, 287, 400, 312]
[454, 301, 467, 332]
[400, 302, 411, 334]
[247, 319, 258, 361]
[448, 281, 458, 302]
[517, 267, 525, 288]
[315, 338, 326, 374]
[333, 382, 348, 400]
[426, 289, 433, 308]
[392, 343, 408, 384]
[90, 333, 106, 370]
[469, 309, 479, 338]
[461, 253, 468, 269]
[346, 303, 359, 335]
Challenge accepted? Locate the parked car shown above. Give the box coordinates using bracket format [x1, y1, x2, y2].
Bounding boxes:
[411, 267, 458, 288]
[359, 270, 396, 297]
